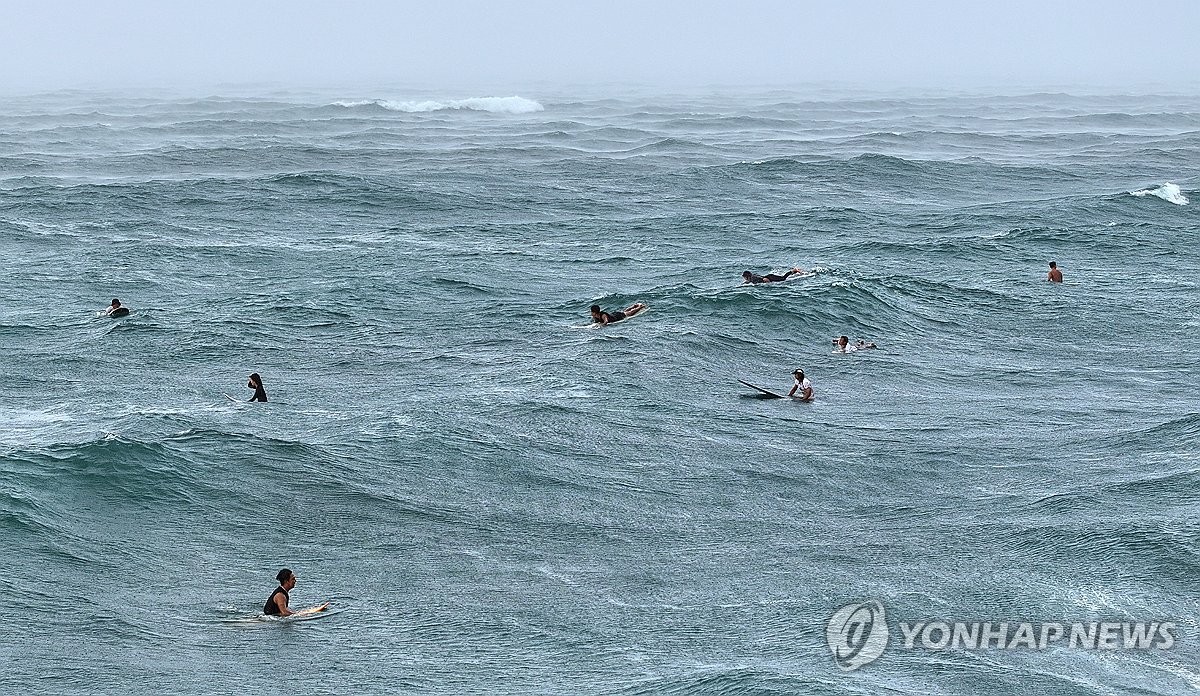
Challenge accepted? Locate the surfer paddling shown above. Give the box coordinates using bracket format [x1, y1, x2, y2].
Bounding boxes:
[590, 303, 647, 325]
[742, 268, 804, 284]
[1047, 261, 1063, 283]
[787, 369, 814, 401]
[264, 568, 328, 617]
[833, 335, 877, 353]
[247, 373, 267, 402]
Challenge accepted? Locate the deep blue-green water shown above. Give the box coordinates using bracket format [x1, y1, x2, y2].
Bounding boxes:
[1, 87, 1198, 694]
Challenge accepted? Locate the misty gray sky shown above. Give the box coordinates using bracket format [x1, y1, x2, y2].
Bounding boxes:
[3, 0, 1198, 93]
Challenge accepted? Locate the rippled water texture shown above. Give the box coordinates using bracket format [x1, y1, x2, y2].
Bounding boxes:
[1, 88, 1198, 694]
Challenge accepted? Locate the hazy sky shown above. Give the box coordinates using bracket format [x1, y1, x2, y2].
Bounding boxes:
[3, 0, 1198, 93]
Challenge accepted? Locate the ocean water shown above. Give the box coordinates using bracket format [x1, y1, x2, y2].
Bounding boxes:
[1, 86, 1198, 694]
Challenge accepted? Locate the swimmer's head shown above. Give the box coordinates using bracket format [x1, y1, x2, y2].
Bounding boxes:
[1049, 261, 1057, 268]
[839, 335, 849, 348]
[111, 299, 121, 307]
[793, 369, 805, 380]
[276, 568, 294, 587]
[248, 373, 262, 388]
[589, 305, 602, 317]
[742, 271, 752, 280]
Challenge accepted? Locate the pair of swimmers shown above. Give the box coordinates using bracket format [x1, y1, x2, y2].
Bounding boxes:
[588, 267, 805, 324]
[100, 298, 267, 402]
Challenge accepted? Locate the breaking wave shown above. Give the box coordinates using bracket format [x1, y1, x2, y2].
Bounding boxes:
[1130, 182, 1189, 205]
[332, 96, 544, 114]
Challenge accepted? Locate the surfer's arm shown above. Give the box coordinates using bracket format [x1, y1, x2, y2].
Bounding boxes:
[273, 594, 293, 617]
[788, 383, 798, 397]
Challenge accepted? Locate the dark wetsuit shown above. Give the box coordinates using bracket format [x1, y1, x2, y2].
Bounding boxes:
[109, 307, 129, 317]
[250, 386, 267, 402]
[264, 586, 288, 615]
[746, 271, 795, 284]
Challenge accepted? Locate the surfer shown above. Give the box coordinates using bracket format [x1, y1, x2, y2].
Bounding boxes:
[742, 268, 803, 284]
[247, 373, 267, 402]
[833, 335, 877, 353]
[1047, 261, 1063, 283]
[787, 369, 814, 401]
[590, 303, 647, 325]
[263, 568, 328, 617]
[103, 299, 129, 317]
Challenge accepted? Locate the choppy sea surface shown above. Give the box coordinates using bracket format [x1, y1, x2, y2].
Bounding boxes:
[1, 86, 1198, 694]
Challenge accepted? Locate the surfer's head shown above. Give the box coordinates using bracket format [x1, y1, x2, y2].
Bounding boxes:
[793, 369, 805, 381]
[248, 373, 262, 389]
[276, 568, 295, 588]
[110, 298, 121, 308]
[1049, 261, 1057, 269]
[741, 271, 752, 280]
[838, 336, 849, 348]
[589, 305, 602, 318]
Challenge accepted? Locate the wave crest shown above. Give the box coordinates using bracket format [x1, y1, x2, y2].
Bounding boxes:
[1130, 182, 1189, 205]
[332, 96, 543, 114]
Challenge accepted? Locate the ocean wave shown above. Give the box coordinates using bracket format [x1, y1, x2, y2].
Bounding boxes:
[331, 96, 543, 114]
[1130, 182, 1189, 205]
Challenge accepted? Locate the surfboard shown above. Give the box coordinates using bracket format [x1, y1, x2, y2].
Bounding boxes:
[223, 393, 239, 403]
[219, 605, 339, 626]
[738, 379, 790, 399]
[291, 604, 331, 618]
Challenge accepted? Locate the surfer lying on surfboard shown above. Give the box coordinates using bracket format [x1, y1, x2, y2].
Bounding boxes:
[264, 568, 329, 617]
[742, 268, 804, 284]
[590, 303, 647, 325]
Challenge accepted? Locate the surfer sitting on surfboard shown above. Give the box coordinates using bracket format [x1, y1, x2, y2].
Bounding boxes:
[788, 369, 814, 401]
[246, 373, 267, 402]
[742, 268, 804, 284]
[590, 303, 647, 325]
[264, 568, 329, 617]
[103, 298, 129, 317]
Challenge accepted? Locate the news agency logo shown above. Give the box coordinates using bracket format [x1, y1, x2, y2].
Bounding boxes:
[826, 600, 1177, 671]
[827, 600, 889, 671]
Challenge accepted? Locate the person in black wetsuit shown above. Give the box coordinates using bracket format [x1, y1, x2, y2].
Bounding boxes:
[590, 303, 647, 325]
[247, 373, 267, 402]
[264, 568, 297, 616]
[263, 568, 329, 617]
[742, 268, 804, 284]
[104, 298, 129, 317]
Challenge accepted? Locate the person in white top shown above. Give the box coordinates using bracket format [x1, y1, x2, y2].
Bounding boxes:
[833, 335, 877, 353]
[788, 369, 814, 401]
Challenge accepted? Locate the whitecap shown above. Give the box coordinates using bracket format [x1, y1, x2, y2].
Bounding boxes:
[332, 96, 544, 114]
[1130, 182, 1189, 205]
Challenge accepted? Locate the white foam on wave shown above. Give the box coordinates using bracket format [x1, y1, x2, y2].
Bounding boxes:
[332, 96, 543, 114]
[1130, 182, 1189, 205]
